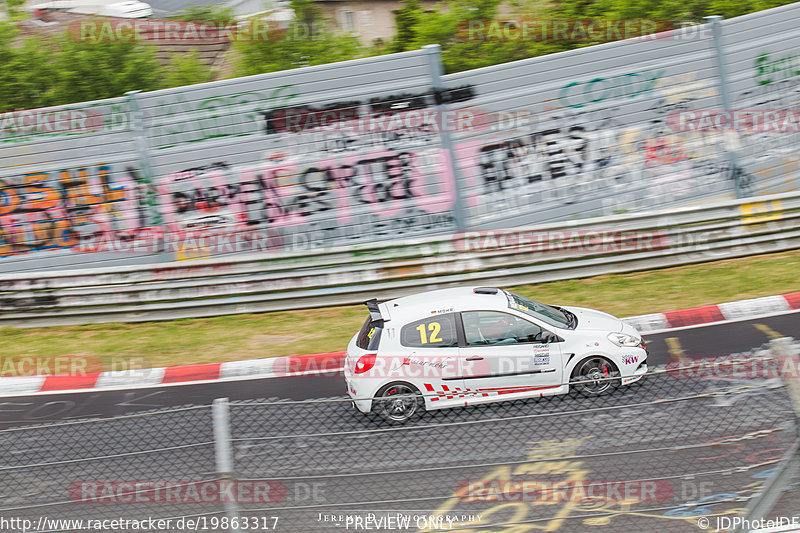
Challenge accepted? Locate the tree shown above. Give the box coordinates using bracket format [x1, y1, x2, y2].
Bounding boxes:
[168, 4, 235, 23]
[0, 23, 60, 111]
[550, 0, 798, 23]
[233, 0, 364, 76]
[162, 51, 216, 87]
[406, 0, 576, 73]
[389, 0, 422, 52]
[0, 19, 219, 112]
[51, 36, 163, 104]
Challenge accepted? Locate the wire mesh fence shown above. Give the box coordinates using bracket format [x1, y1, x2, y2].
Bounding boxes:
[0, 405, 226, 532]
[0, 340, 799, 532]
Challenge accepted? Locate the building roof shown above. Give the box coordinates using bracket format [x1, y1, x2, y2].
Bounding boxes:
[145, 0, 221, 18]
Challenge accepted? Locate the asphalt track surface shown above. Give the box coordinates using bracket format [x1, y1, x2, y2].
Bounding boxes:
[1, 312, 798, 426]
[1, 313, 799, 533]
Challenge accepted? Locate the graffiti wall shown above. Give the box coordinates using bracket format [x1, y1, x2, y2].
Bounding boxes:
[1, 5, 799, 272]
[724, 4, 800, 196]
[442, 4, 800, 230]
[445, 37, 733, 229]
[0, 97, 168, 273]
[137, 50, 460, 258]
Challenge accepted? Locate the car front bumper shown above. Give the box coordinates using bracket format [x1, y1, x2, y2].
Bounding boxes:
[622, 362, 648, 385]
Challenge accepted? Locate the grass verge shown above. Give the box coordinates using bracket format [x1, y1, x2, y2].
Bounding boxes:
[0, 249, 798, 374]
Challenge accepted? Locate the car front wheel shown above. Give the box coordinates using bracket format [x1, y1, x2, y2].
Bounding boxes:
[570, 357, 620, 395]
[372, 382, 424, 424]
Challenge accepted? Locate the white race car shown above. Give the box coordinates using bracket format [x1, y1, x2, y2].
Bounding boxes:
[344, 286, 648, 423]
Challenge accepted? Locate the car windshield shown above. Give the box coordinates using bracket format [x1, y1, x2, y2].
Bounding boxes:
[504, 291, 572, 329]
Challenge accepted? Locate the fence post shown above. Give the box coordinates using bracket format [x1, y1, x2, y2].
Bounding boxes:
[125, 90, 164, 232]
[732, 338, 800, 531]
[422, 44, 468, 232]
[704, 15, 745, 199]
[213, 397, 242, 533]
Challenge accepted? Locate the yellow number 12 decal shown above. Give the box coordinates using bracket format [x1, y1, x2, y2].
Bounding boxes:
[416, 322, 444, 344]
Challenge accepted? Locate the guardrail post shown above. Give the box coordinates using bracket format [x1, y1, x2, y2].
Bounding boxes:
[732, 337, 800, 532]
[423, 44, 468, 232]
[213, 397, 242, 533]
[125, 90, 164, 233]
[704, 16, 745, 199]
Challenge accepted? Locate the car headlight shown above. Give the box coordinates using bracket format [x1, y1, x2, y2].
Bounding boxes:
[607, 332, 641, 347]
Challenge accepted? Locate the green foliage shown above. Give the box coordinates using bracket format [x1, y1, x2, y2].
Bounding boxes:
[162, 51, 216, 87]
[0, 21, 203, 112]
[233, 2, 365, 76]
[1, 0, 798, 111]
[51, 36, 163, 104]
[389, 0, 422, 52]
[290, 0, 320, 26]
[0, 23, 59, 111]
[168, 4, 234, 23]
[406, 0, 576, 73]
[0, 35, 58, 110]
[550, 0, 798, 22]
[395, 0, 798, 73]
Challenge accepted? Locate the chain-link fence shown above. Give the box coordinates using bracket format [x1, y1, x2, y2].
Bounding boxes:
[2, 339, 799, 533]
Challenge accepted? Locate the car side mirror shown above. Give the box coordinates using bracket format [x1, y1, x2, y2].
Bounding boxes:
[541, 331, 563, 343]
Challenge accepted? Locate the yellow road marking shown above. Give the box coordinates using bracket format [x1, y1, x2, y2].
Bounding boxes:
[753, 323, 784, 340]
[666, 337, 685, 357]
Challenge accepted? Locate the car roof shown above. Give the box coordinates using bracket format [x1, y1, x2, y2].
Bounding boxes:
[379, 286, 510, 324]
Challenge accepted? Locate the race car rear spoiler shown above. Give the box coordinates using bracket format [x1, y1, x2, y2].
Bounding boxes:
[364, 298, 383, 323]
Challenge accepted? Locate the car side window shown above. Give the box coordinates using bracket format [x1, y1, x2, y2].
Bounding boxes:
[400, 314, 458, 348]
[461, 311, 542, 346]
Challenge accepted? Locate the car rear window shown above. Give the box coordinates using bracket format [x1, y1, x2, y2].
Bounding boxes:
[356, 316, 383, 350]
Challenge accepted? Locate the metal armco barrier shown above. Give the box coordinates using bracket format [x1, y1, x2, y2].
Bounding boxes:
[0, 191, 797, 327]
[2, 3, 800, 274]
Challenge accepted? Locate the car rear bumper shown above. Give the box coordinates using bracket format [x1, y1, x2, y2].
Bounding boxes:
[346, 379, 373, 414]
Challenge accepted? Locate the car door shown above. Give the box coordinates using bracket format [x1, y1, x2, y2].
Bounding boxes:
[396, 313, 462, 401]
[458, 311, 563, 395]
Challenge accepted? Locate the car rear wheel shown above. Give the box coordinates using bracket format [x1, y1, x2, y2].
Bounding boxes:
[372, 382, 424, 424]
[570, 357, 620, 395]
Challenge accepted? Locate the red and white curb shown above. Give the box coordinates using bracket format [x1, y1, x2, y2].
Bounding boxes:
[1, 291, 798, 397]
[622, 291, 800, 333]
[0, 352, 346, 397]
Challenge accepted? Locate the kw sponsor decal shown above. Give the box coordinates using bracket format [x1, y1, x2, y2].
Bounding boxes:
[623, 355, 639, 365]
